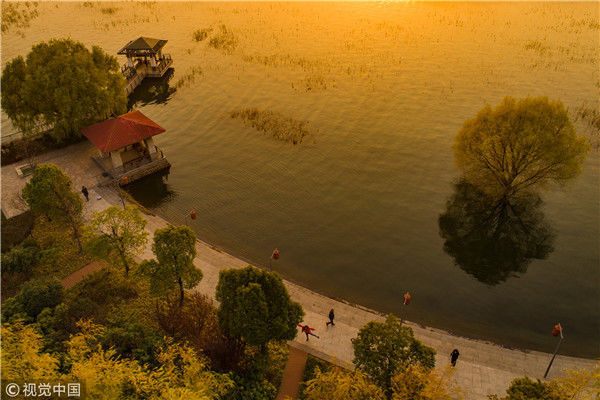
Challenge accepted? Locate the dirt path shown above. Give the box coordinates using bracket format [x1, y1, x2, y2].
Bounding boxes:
[276, 346, 309, 400]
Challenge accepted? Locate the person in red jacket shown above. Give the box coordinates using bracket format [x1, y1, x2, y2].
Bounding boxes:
[298, 324, 319, 341]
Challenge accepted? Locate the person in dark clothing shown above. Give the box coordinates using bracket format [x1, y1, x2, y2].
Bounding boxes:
[81, 186, 89, 201]
[299, 324, 319, 341]
[450, 349, 460, 366]
[326, 309, 335, 327]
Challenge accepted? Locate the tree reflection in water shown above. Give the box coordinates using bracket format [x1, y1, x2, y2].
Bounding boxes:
[127, 68, 177, 110]
[438, 178, 555, 286]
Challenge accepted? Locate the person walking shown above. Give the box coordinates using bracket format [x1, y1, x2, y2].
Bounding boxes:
[450, 349, 460, 367]
[81, 186, 89, 202]
[326, 309, 335, 327]
[298, 324, 319, 341]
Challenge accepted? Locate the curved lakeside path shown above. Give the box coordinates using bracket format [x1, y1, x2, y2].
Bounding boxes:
[83, 185, 596, 399]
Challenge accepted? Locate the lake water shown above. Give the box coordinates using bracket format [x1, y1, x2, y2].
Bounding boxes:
[2, 1, 598, 357]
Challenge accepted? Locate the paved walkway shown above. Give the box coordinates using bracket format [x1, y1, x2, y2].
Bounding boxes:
[276, 346, 309, 400]
[61, 260, 107, 289]
[84, 185, 597, 399]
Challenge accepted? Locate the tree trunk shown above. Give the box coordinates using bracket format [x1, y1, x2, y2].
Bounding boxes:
[71, 221, 83, 253]
[178, 277, 184, 307]
[120, 250, 129, 277]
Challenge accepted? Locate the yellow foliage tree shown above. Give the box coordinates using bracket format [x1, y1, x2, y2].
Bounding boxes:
[550, 364, 600, 400]
[303, 367, 385, 400]
[65, 320, 233, 400]
[1, 321, 59, 381]
[391, 364, 464, 400]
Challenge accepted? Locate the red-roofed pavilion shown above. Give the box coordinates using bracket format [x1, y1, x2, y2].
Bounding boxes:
[82, 111, 170, 182]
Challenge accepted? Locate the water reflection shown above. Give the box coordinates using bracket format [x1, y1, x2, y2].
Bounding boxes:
[127, 68, 176, 110]
[124, 169, 176, 209]
[438, 178, 555, 286]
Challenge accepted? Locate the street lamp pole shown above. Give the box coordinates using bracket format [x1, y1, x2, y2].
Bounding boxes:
[400, 292, 411, 326]
[544, 323, 564, 379]
[269, 248, 280, 270]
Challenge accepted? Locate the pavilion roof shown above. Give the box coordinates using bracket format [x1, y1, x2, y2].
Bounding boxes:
[82, 110, 166, 153]
[117, 37, 168, 55]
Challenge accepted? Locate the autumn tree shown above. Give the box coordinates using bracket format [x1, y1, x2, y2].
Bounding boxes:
[138, 225, 202, 307]
[216, 265, 304, 352]
[303, 367, 385, 400]
[22, 164, 84, 252]
[1, 38, 127, 142]
[489, 366, 600, 400]
[1, 322, 59, 382]
[391, 365, 464, 400]
[66, 321, 233, 399]
[2, 278, 64, 323]
[352, 315, 436, 399]
[454, 97, 589, 198]
[87, 205, 148, 277]
[550, 364, 600, 400]
[488, 377, 564, 400]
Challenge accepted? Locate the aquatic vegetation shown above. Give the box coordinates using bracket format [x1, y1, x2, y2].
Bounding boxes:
[572, 104, 600, 147]
[99, 7, 119, 15]
[524, 40, 550, 55]
[242, 53, 325, 72]
[1, 1, 39, 36]
[230, 109, 316, 144]
[208, 25, 238, 54]
[192, 27, 213, 42]
[294, 74, 334, 92]
[175, 66, 203, 89]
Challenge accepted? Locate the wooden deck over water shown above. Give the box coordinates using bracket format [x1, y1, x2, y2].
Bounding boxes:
[123, 56, 173, 95]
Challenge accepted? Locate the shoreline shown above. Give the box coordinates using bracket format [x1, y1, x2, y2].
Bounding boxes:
[90, 185, 596, 399]
[121, 186, 597, 360]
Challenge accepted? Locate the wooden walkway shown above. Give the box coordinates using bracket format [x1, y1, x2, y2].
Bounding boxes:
[61, 260, 107, 289]
[276, 346, 309, 400]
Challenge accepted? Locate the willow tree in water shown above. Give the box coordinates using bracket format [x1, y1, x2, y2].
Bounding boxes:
[454, 96, 589, 198]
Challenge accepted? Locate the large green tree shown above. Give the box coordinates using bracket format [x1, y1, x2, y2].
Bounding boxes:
[215, 266, 304, 352]
[138, 225, 202, 307]
[352, 315, 436, 399]
[22, 164, 84, 252]
[454, 97, 589, 198]
[87, 206, 149, 277]
[1, 38, 127, 142]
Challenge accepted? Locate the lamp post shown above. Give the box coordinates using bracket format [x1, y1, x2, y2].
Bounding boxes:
[400, 292, 411, 325]
[269, 248, 280, 270]
[543, 323, 564, 379]
[185, 210, 197, 226]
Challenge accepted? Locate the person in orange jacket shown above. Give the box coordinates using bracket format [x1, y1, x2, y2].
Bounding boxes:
[298, 324, 319, 341]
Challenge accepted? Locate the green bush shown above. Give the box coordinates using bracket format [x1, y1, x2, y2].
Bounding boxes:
[228, 375, 277, 400]
[2, 278, 64, 322]
[101, 322, 163, 366]
[1, 238, 41, 274]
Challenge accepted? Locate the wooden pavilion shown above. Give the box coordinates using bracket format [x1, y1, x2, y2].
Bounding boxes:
[82, 110, 170, 184]
[118, 37, 173, 94]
